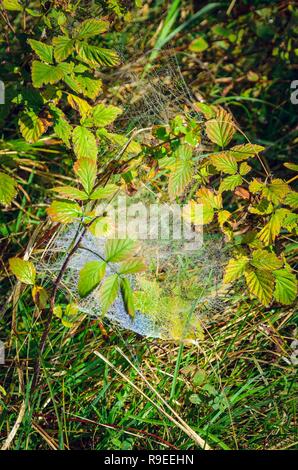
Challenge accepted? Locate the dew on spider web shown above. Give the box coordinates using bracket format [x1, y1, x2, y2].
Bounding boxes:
[38, 223, 229, 342]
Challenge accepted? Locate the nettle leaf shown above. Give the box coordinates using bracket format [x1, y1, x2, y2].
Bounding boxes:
[205, 108, 235, 147]
[75, 19, 109, 39]
[9, 258, 36, 285]
[47, 201, 82, 224]
[89, 184, 118, 200]
[261, 179, 289, 204]
[92, 104, 122, 127]
[273, 269, 297, 305]
[72, 126, 98, 160]
[28, 39, 53, 63]
[52, 36, 74, 62]
[76, 42, 120, 67]
[105, 238, 135, 262]
[244, 269, 274, 306]
[0, 172, 17, 205]
[258, 208, 289, 245]
[285, 191, 298, 209]
[120, 277, 135, 317]
[19, 110, 45, 143]
[210, 153, 237, 174]
[31, 61, 65, 88]
[119, 257, 146, 274]
[229, 144, 265, 161]
[251, 249, 283, 271]
[219, 174, 243, 193]
[52, 186, 88, 200]
[67, 94, 91, 117]
[99, 273, 119, 315]
[78, 260, 106, 297]
[223, 256, 249, 284]
[73, 158, 97, 195]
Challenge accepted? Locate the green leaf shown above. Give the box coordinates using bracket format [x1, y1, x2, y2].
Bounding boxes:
[258, 208, 289, 245]
[284, 162, 298, 172]
[53, 114, 72, 148]
[47, 201, 82, 224]
[19, 110, 45, 143]
[273, 269, 297, 305]
[72, 126, 97, 160]
[75, 19, 109, 39]
[9, 258, 36, 285]
[105, 238, 135, 262]
[67, 94, 91, 117]
[239, 162, 251, 176]
[219, 174, 242, 193]
[261, 179, 289, 204]
[251, 249, 283, 271]
[244, 269, 274, 306]
[210, 152, 237, 174]
[229, 144, 265, 161]
[223, 256, 249, 283]
[28, 39, 53, 63]
[52, 36, 74, 62]
[92, 104, 122, 127]
[74, 74, 102, 100]
[52, 186, 88, 200]
[120, 277, 135, 317]
[2, 0, 23, 11]
[78, 260, 106, 297]
[99, 274, 119, 315]
[285, 191, 298, 209]
[0, 172, 17, 205]
[205, 108, 235, 147]
[119, 257, 146, 274]
[168, 145, 193, 199]
[76, 41, 120, 67]
[89, 184, 118, 200]
[31, 61, 64, 88]
[73, 158, 97, 195]
[189, 36, 209, 52]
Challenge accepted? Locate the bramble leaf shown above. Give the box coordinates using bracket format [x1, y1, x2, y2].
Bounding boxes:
[75, 19, 109, 39]
[205, 108, 235, 147]
[105, 239, 135, 262]
[9, 258, 36, 285]
[120, 277, 135, 317]
[210, 152, 237, 174]
[244, 269, 274, 306]
[92, 104, 122, 127]
[0, 172, 17, 205]
[47, 201, 82, 223]
[223, 256, 249, 284]
[99, 274, 119, 315]
[251, 249, 283, 271]
[28, 39, 53, 63]
[53, 36, 74, 62]
[73, 158, 97, 195]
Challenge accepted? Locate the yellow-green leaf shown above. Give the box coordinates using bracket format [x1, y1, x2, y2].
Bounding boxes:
[119, 257, 146, 274]
[219, 174, 242, 193]
[105, 238, 135, 262]
[19, 110, 45, 143]
[0, 172, 17, 205]
[99, 274, 119, 315]
[9, 258, 36, 285]
[92, 104, 122, 127]
[285, 191, 298, 209]
[28, 39, 53, 63]
[120, 277, 135, 317]
[78, 260, 106, 297]
[32, 285, 48, 309]
[273, 269, 297, 305]
[47, 201, 82, 224]
[251, 249, 283, 271]
[223, 256, 249, 284]
[210, 153, 237, 174]
[73, 158, 97, 194]
[75, 19, 109, 39]
[205, 108, 235, 147]
[72, 126, 97, 160]
[53, 36, 74, 62]
[89, 184, 118, 200]
[52, 186, 88, 200]
[244, 269, 274, 306]
[229, 144, 265, 161]
[261, 179, 289, 204]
